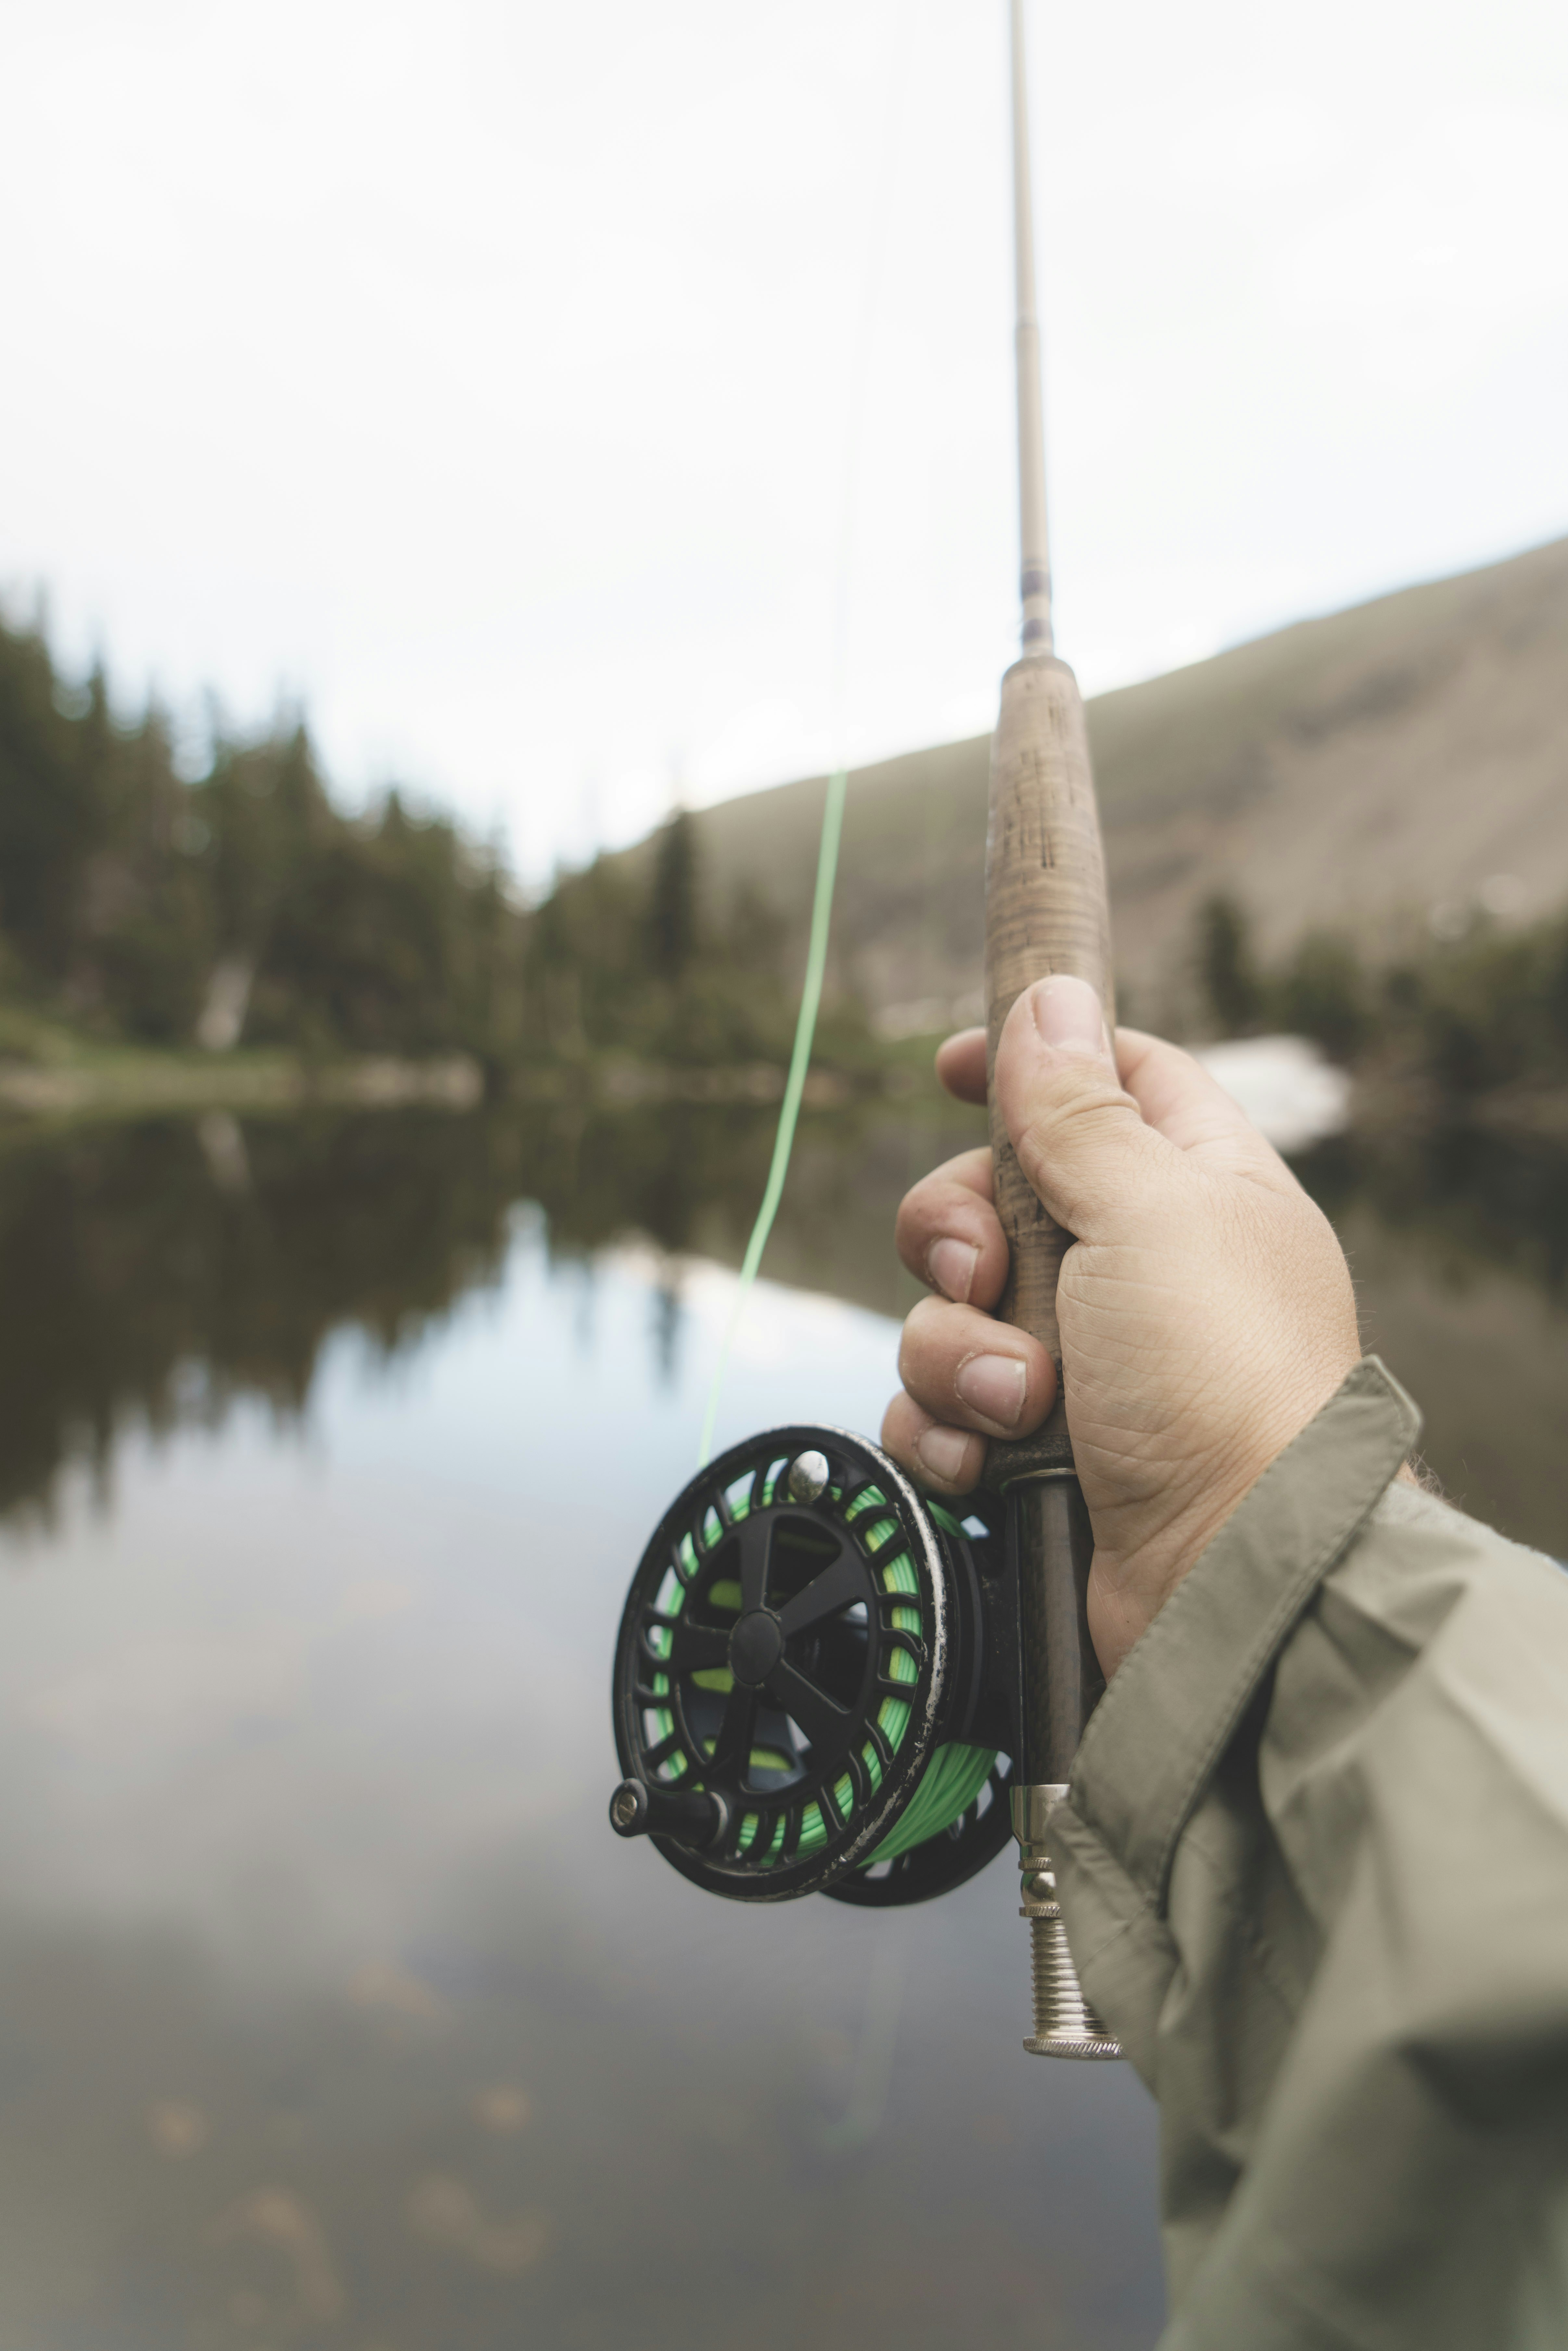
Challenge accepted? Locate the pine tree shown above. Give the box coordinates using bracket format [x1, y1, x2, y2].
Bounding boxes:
[647, 810, 699, 981]
[1196, 891, 1265, 1035]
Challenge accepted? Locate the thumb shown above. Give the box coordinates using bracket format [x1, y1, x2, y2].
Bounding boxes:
[994, 975, 1182, 1242]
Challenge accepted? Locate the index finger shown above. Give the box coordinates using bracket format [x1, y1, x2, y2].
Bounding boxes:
[894, 1145, 1007, 1308]
[934, 1028, 987, 1105]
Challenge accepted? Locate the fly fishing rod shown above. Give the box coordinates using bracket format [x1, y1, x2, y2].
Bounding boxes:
[985, 0, 1120, 2059]
[608, 0, 1120, 2060]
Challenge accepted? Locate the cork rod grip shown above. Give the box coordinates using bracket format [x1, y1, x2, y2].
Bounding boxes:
[985, 655, 1115, 1379]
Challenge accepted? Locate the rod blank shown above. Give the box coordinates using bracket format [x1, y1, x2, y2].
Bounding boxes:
[1010, 0, 1052, 658]
[991, 0, 1122, 2064]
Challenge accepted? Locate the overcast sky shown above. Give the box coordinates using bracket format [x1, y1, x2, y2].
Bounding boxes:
[3, 0, 1565, 882]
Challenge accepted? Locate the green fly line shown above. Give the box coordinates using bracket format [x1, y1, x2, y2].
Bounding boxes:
[695, 4, 906, 1475]
[700, 1335, 999, 1868]
[692, 6, 995, 1872]
[878, 1497, 997, 1869]
[695, 760, 846, 1469]
[649, 1471, 999, 1870]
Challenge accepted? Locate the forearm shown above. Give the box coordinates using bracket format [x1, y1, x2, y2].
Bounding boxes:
[1049, 1360, 1568, 2345]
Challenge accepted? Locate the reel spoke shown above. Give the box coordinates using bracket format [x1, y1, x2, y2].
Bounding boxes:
[667, 1620, 729, 1673]
[774, 1546, 866, 1637]
[764, 1658, 850, 1763]
[613, 1423, 1007, 1905]
[708, 1681, 759, 1778]
[733, 1514, 773, 1614]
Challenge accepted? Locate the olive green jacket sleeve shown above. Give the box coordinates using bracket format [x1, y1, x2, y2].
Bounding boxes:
[1049, 1357, 1568, 2349]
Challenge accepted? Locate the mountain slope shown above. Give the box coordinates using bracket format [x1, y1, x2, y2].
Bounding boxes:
[624, 535, 1568, 1028]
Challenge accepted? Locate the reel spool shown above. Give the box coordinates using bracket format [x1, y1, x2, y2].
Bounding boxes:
[609, 1425, 1022, 1906]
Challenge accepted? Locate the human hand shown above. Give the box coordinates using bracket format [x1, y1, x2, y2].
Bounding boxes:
[881, 976, 1362, 1677]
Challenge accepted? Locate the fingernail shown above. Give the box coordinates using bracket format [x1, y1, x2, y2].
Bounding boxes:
[1030, 975, 1112, 1062]
[955, 1352, 1026, 1430]
[916, 1424, 971, 1484]
[927, 1237, 978, 1303]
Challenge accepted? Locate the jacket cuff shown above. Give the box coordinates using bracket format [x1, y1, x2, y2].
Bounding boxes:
[1053, 1356, 1419, 1919]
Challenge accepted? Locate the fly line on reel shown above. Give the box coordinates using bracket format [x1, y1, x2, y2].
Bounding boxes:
[609, 1426, 1019, 1907]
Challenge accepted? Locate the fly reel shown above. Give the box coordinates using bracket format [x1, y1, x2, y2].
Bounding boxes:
[609, 1424, 1023, 1906]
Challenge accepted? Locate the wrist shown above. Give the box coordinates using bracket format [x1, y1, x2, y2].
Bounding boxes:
[1085, 1424, 1325, 1677]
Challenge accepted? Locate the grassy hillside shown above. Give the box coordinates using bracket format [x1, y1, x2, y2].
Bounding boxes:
[616, 535, 1568, 1029]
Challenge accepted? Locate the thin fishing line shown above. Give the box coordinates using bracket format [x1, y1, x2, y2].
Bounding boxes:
[690, 9, 995, 1878]
[696, 770, 845, 1464]
[697, 2, 914, 1468]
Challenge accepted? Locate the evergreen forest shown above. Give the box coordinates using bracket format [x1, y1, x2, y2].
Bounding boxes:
[1192, 890, 1568, 1122]
[0, 612, 523, 1067]
[0, 611, 852, 1082]
[5, 598, 1567, 1124]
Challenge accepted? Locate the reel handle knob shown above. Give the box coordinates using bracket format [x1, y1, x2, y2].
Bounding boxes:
[608, 1778, 728, 1851]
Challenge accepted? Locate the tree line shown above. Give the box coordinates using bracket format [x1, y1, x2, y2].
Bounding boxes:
[0, 612, 870, 1076]
[521, 810, 871, 1071]
[0, 611, 526, 1065]
[1193, 890, 1568, 1111]
[10, 596, 1558, 1108]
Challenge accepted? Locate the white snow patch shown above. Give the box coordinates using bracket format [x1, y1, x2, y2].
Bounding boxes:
[1192, 1035, 1352, 1155]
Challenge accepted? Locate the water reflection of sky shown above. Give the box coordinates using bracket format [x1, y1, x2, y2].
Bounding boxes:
[0, 1205, 1165, 2351]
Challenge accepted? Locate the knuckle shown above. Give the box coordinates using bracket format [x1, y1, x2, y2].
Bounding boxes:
[897, 1302, 945, 1392]
[901, 1292, 949, 1348]
[895, 1176, 963, 1259]
[894, 1181, 938, 1243]
[880, 1394, 913, 1454]
[1013, 1084, 1156, 1226]
[895, 1150, 999, 1274]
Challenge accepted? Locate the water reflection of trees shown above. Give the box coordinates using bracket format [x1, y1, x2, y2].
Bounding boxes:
[4, 1100, 1563, 1526]
[0, 1114, 521, 1521]
[0, 1106, 815, 1521]
[514, 1104, 776, 1263]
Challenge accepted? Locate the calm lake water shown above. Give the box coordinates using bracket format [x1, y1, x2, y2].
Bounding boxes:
[0, 1098, 1563, 2350]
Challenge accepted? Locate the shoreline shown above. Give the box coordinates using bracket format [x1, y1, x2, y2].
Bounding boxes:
[0, 1048, 485, 1128]
[3, 1029, 1566, 1144]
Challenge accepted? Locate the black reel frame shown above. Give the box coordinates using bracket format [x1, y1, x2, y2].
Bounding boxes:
[611, 1425, 1026, 1907]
